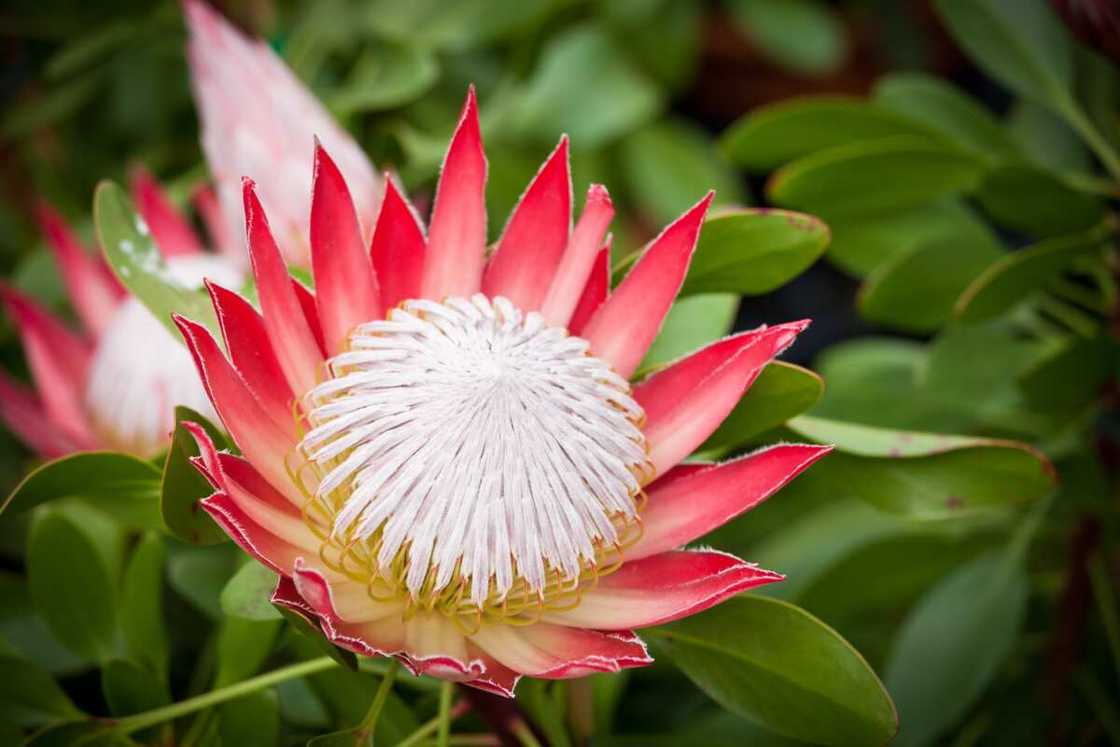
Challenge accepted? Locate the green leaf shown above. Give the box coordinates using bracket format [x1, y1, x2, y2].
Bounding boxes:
[160, 407, 231, 545]
[701, 362, 823, 456]
[934, 0, 1072, 109]
[620, 119, 746, 226]
[1018, 334, 1113, 414]
[651, 596, 897, 747]
[363, 0, 557, 49]
[519, 679, 573, 747]
[2, 452, 161, 530]
[0, 649, 82, 727]
[873, 72, 1018, 159]
[768, 138, 986, 219]
[221, 562, 282, 621]
[606, 0, 701, 92]
[884, 550, 1028, 746]
[721, 97, 933, 171]
[510, 24, 662, 148]
[0, 573, 90, 675]
[954, 225, 1110, 322]
[120, 533, 168, 679]
[94, 180, 219, 338]
[215, 617, 282, 688]
[167, 544, 240, 619]
[681, 209, 829, 295]
[858, 234, 1003, 332]
[725, 0, 847, 76]
[101, 657, 169, 716]
[277, 607, 359, 672]
[1007, 100, 1091, 174]
[638, 294, 738, 373]
[826, 199, 999, 278]
[218, 690, 280, 747]
[785, 416, 1056, 519]
[974, 164, 1104, 236]
[23, 719, 129, 747]
[329, 42, 438, 115]
[28, 506, 122, 661]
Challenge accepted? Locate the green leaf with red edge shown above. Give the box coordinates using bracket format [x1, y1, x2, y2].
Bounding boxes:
[2, 452, 162, 531]
[785, 415, 1056, 519]
[681, 209, 830, 296]
[649, 595, 897, 747]
[160, 406, 231, 545]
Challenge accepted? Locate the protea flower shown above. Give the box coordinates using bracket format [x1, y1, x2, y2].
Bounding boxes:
[185, 0, 381, 267]
[176, 88, 829, 695]
[0, 172, 240, 458]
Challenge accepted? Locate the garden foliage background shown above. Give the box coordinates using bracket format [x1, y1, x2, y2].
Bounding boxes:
[0, 0, 1118, 745]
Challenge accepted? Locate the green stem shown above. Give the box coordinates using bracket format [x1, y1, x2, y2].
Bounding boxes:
[116, 657, 337, 735]
[397, 701, 469, 747]
[437, 681, 454, 747]
[356, 659, 400, 742]
[510, 718, 543, 747]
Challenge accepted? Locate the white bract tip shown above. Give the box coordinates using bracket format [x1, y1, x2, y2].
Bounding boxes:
[301, 295, 648, 607]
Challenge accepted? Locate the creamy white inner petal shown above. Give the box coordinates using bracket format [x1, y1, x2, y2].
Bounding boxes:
[83, 255, 239, 457]
[301, 295, 648, 607]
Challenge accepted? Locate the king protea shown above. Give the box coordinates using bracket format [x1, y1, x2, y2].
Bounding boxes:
[0, 172, 240, 459]
[176, 88, 829, 695]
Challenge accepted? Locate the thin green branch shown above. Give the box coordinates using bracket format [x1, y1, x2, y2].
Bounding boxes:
[437, 680, 454, 747]
[397, 701, 470, 747]
[356, 659, 400, 741]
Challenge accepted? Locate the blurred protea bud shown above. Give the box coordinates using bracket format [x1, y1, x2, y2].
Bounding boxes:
[1051, 0, 1120, 63]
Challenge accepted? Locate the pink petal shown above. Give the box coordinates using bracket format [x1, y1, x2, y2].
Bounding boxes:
[290, 278, 327, 356]
[0, 371, 85, 458]
[567, 244, 610, 336]
[201, 492, 308, 575]
[630, 444, 832, 561]
[310, 143, 381, 354]
[243, 179, 324, 396]
[470, 623, 652, 679]
[192, 185, 238, 261]
[370, 177, 426, 314]
[129, 167, 204, 257]
[540, 184, 614, 327]
[581, 193, 713, 377]
[0, 285, 95, 446]
[35, 203, 123, 336]
[206, 281, 296, 436]
[184, 0, 380, 268]
[174, 313, 300, 505]
[463, 643, 520, 697]
[543, 550, 782, 630]
[290, 561, 409, 658]
[421, 87, 487, 300]
[481, 137, 572, 310]
[638, 321, 808, 478]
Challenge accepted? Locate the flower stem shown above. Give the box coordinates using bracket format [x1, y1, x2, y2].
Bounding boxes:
[116, 657, 337, 735]
[355, 658, 400, 741]
[510, 718, 543, 747]
[437, 680, 454, 747]
[397, 700, 470, 747]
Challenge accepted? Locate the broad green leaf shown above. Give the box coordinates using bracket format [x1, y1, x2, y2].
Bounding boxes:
[221, 561, 282, 621]
[606, 0, 701, 92]
[218, 690, 280, 747]
[94, 180, 219, 338]
[160, 406, 231, 545]
[0, 649, 82, 727]
[215, 617, 282, 688]
[520, 680, 574, 747]
[101, 658, 169, 716]
[785, 416, 1056, 519]
[701, 362, 823, 456]
[511, 24, 662, 148]
[858, 235, 1003, 332]
[974, 164, 1104, 236]
[1018, 334, 1113, 414]
[726, 0, 846, 76]
[363, 0, 557, 49]
[0, 573, 89, 675]
[2, 452, 161, 530]
[28, 506, 122, 661]
[621, 119, 746, 226]
[120, 533, 168, 679]
[599, 710, 813, 746]
[721, 97, 933, 170]
[768, 138, 986, 219]
[651, 596, 897, 747]
[1007, 100, 1092, 174]
[22, 719, 128, 747]
[884, 550, 1028, 746]
[276, 607, 359, 672]
[681, 209, 828, 295]
[873, 72, 1018, 159]
[639, 294, 738, 373]
[827, 198, 998, 278]
[167, 543, 240, 619]
[276, 677, 330, 728]
[329, 42, 438, 114]
[954, 224, 1110, 322]
[934, 0, 1073, 110]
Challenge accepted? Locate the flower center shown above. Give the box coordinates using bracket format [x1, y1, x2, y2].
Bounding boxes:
[84, 255, 239, 457]
[299, 295, 651, 618]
